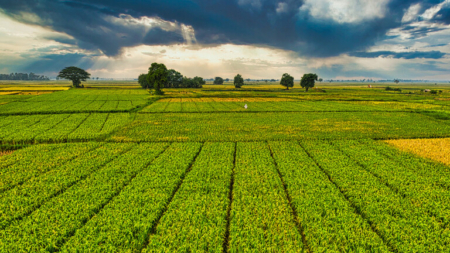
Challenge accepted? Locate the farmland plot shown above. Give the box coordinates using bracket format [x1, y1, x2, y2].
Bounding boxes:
[0, 141, 449, 251]
[113, 112, 450, 142]
[0, 113, 131, 144]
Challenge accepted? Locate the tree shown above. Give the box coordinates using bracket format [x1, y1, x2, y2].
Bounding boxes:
[57, 66, 90, 88]
[181, 76, 205, 88]
[394, 79, 400, 84]
[280, 73, 294, 90]
[234, 74, 244, 88]
[192, 76, 205, 88]
[214, 77, 224, 85]
[167, 69, 183, 88]
[318, 78, 323, 82]
[300, 73, 318, 92]
[147, 63, 168, 95]
[138, 73, 151, 89]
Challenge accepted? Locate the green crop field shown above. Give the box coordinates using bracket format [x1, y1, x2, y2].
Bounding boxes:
[1, 82, 450, 252]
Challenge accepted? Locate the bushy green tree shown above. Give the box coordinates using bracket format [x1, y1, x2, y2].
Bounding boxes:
[167, 69, 183, 88]
[57, 66, 90, 88]
[300, 73, 318, 92]
[214, 77, 224, 85]
[147, 63, 168, 95]
[182, 76, 204, 88]
[234, 74, 244, 88]
[192, 76, 205, 88]
[138, 73, 151, 89]
[280, 73, 294, 90]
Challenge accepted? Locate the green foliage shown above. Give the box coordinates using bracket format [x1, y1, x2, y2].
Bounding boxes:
[62, 143, 199, 252]
[181, 76, 204, 88]
[303, 140, 450, 251]
[280, 73, 294, 90]
[138, 73, 151, 89]
[300, 73, 318, 91]
[230, 142, 303, 251]
[0, 113, 131, 144]
[57, 66, 91, 88]
[213, 76, 224, 85]
[167, 69, 183, 88]
[116, 111, 450, 142]
[233, 74, 244, 88]
[144, 143, 229, 252]
[269, 141, 388, 251]
[385, 86, 402, 92]
[147, 62, 168, 94]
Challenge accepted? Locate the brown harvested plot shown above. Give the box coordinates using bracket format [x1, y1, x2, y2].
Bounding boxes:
[385, 138, 450, 165]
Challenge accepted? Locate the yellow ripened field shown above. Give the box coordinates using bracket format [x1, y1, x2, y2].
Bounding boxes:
[385, 138, 450, 165]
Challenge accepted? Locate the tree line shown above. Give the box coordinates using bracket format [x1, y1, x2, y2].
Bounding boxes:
[54, 64, 320, 92]
[232, 73, 319, 91]
[0, 73, 50, 81]
[138, 63, 205, 94]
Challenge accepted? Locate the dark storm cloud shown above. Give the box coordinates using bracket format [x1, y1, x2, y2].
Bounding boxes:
[42, 35, 78, 46]
[349, 50, 446, 59]
[0, 0, 448, 58]
[432, 4, 450, 24]
[20, 53, 95, 73]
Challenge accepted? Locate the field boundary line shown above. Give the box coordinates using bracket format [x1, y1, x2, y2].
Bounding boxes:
[30, 114, 72, 142]
[55, 143, 170, 252]
[298, 141, 397, 253]
[137, 110, 417, 114]
[222, 142, 236, 253]
[268, 142, 311, 253]
[66, 113, 91, 137]
[139, 143, 204, 252]
[98, 113, 111, 133]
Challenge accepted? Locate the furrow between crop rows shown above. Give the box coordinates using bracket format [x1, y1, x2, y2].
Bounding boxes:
[0, 143, 133, 229]
[0, 142, 168, 252]
[300, 140, 450, 252]
[60, 142, 201, 252]
[228, 142, 304, 252]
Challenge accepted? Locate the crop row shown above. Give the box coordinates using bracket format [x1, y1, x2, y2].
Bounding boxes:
[2, 140, 450, 251]
[268, 141, 389, 252]
[141, 100, 446, 113]
[114, 112, 450, 142]
[0, 143, 132, 229]
[0, 143, 96, 194]
[28, 89, 149, 102]
[301, 140, 450, 252]
[142, 142, 233, 252]
[0, 113, 131, 144]
[333, 139, 450, 230]
[229, 142, 304, 252]
[0, 142, 168, 252]
[62, 142, 203, 252]
[0, 100, 145, 115]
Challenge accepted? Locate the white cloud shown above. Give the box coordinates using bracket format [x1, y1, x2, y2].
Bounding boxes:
[299, 0, 390, 23]
[402, 3, 421, 23]
[421, 0, 450, 20]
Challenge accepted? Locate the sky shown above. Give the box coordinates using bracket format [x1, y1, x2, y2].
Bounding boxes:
[0, 0, 450, 80]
